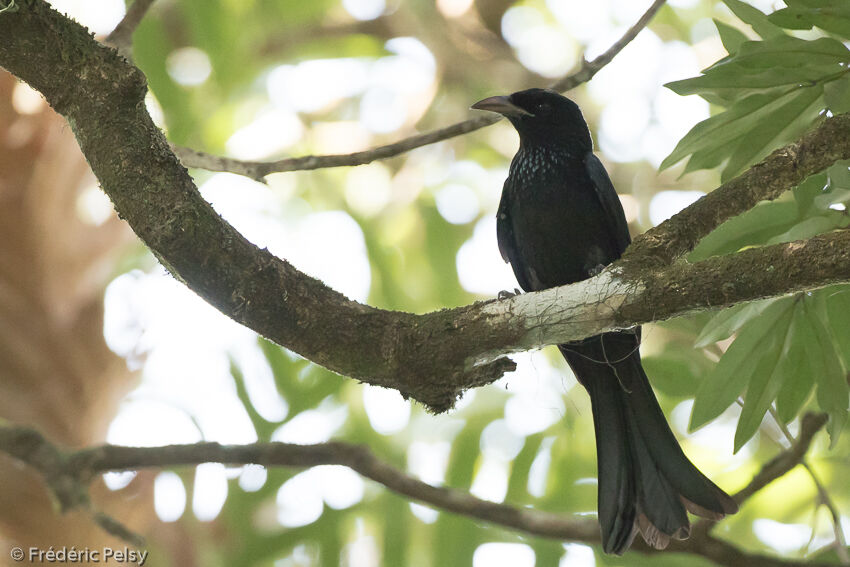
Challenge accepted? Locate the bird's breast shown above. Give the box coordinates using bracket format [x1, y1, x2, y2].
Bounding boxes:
[503, 154, 619, 289]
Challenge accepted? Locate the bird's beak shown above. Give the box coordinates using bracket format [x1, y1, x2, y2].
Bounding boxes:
[471, 95, 534, 117]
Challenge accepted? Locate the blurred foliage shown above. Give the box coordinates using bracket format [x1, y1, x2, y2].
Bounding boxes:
[105, 0, 850, 565]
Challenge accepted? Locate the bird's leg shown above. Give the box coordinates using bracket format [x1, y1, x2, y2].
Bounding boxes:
[497, 288, 522, 300]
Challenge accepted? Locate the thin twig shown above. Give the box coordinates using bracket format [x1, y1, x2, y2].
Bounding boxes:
[771, 408, 850, 564]
[549, 0, 666, 92]
[173, 0, 667, 179]
[172, 114, 501, 181]
[105, 0, 155, 57]
[688, 412, 827, 546]
[732, 412, 828, 504]
[804, 462, 850, 564]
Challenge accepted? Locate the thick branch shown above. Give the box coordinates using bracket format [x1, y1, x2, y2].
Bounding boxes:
[624, 115, 850, 267]
[172, 0, 666, 179]
[0, 423, 832, 567]
[4, 0, 850, 416]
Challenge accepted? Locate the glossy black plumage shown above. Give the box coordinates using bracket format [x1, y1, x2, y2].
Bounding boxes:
[472, 88, 737, 554]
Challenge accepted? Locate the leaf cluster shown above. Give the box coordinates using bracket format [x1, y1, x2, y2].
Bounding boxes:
[658, 0, 850, 454]
[661, 0, 850, 181]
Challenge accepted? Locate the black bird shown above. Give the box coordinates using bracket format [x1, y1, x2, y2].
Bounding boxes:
[472, 88, 737, 554]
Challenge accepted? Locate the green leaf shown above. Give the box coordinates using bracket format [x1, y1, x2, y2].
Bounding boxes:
[682, 139, 737, 173]
[804, 300, 849, 447]
[768, 1, 850, 40]
[690, 201, 799, 261]
[793, 172, 829, 214]
[660, 88, 793, 171]
[715, 19, 750, 55]
[662, 34, 847, 177]
[825, 74, 850, 114]
[775, 348, 814, 424]
[690, 298, 796, 431]
[666, 36, 849, 104]
[722, 85, 823, 180]
[727, 36, 848, 69]
[642, 351, 704, 399]
[695, 298, 779, 347]
[667, 64, 839, 97]
[768, 7, 819, 31]
[824, 285, 850, 367]
[814, 188, 850, 210]
[734, 301, 801, 451]
[506, 434, 544, 502]
[828, 161, 850, 189]
[722, 0, 786, 39]
[765, 213, 846, 244]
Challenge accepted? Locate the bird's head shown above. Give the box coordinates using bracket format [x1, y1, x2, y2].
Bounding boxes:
[471, 88, 592, 150]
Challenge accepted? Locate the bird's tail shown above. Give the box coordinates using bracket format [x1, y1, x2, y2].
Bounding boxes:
[559, 332, 738, 555]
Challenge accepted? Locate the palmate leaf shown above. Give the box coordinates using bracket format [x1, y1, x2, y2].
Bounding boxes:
[661, 85, 825, 180]
[694, 298, 779, 348]
[662, 28, 850, 180]
[734, 300, 801, 452]
[823, 286, 850, 415]
[696, 293, 849, 449]
[690, 297, 796, 432]
[806, 297, 850, 447]
[660, 88, 789, 171]
[722, 85, 823, 180]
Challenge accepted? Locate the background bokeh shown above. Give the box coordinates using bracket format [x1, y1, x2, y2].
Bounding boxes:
[1, 0, 848, 565]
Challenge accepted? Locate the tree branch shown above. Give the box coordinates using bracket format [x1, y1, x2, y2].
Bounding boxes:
[3, 0, 850, 413]
[171, 115, 501, 181]
[0, 422, 832, 567]
[171, 0, 666, 179]
[623, 115, 850, 267]
[769, 410, 849, 564]
[730, 412, 827, 505]
[104, 0, 155, 57]
[549, 0, 666, 92]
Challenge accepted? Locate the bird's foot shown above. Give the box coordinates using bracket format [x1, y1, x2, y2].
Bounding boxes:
[498, 288, 522, 300]
[588, 263, 607, 277]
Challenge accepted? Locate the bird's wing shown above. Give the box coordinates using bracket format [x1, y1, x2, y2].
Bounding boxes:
[584, 152, 631, 256]
[496, 182, 534, 291]
[496, 186, 513, 264]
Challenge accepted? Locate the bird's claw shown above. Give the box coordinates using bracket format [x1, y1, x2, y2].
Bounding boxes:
[588, 264, 606, 277]
[498, 288, 522, 300]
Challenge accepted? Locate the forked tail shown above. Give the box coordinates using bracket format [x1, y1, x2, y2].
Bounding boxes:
[559, 333, 738, 554]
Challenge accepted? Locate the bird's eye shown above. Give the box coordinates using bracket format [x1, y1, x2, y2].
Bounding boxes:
[537, 102, 549, 113]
